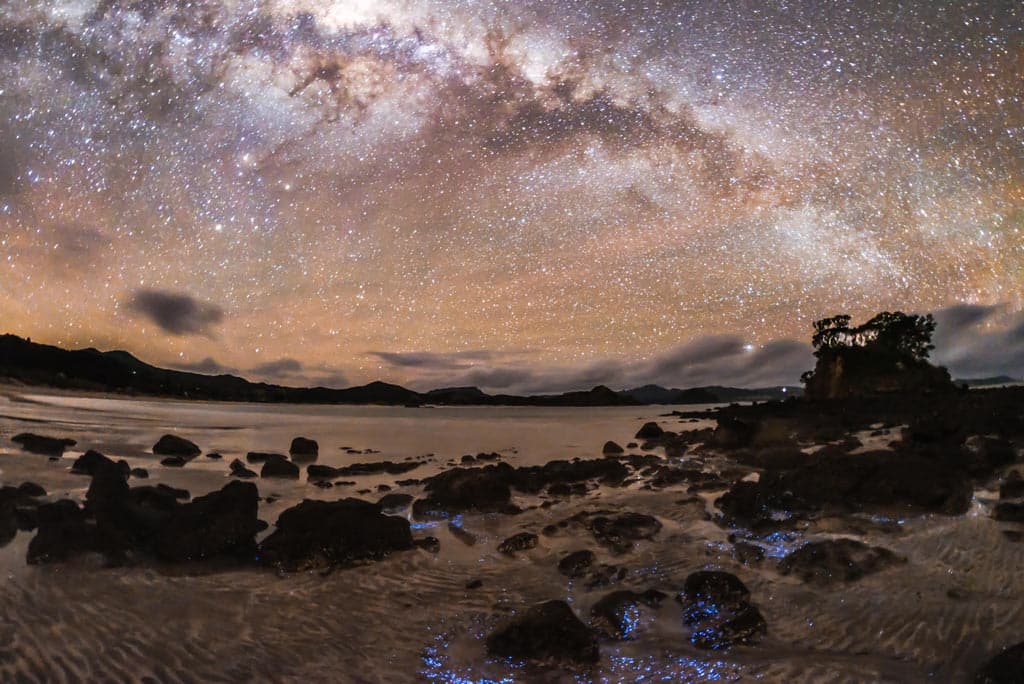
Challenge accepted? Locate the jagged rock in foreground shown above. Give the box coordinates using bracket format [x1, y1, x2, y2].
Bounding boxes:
[258, 498, 413, 571]
[976, 642, 1024, 683]
[677, 571, 767, 650]
[486, 600, 599, 665]
[11, 433, 76, 456]
[778, 539, 904, 584]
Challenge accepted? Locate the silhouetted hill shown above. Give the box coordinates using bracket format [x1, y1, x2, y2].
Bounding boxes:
[620, 384, 800, 404]
[954, 375, 1021, 388]
[0, 334, 804, 406]
[0, 335, 640, 406]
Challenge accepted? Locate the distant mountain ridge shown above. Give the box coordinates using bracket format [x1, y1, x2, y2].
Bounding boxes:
[0, 333, 794, 406]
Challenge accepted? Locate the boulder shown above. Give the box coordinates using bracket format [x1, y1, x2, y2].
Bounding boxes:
[635, 422, 664, 439]
[258, 498, 413, 571]
[602, 441, 625, 454]
[716, 451, 973, 526]
[261, 456, 300, 479]
[307, 464, 342, 480]
[27, 500, 96, 564]
[486, 600, 599, 665]
[377, 493, 413, 511]
[17, 482, 46, 498]
[130, 468, 149, 479]
[229, 458, 257, 478]
[247, 452, 286, 464]
[160, 456, 187, 468]
[154, 481, 262, 563]
[590, 589, 667, 639]
[498, 532, 538, 554]
[778, 539, 903, 584]
[289, 437, 319, 462]
[558, 550, 595, 578]
[71, 450, 119, 476]
[414, 465, 515, 517]
[11, 433, 76, 456]
[570, 511, 662, 554]
[677, 571, 766, 650]
[152, 434, 200, 458]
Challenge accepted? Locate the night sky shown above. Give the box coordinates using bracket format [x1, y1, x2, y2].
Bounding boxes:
[1, 1, 1022, 392]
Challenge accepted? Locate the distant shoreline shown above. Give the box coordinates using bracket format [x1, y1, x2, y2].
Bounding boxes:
[0, 334, 799, 407]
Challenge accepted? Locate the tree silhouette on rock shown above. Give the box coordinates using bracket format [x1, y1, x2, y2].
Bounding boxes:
[802, 311, 950, 399]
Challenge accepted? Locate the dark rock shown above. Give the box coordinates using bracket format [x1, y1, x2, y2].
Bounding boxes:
[976, 642, 1024, 683]
[11, 433, 76, 456]
[572, 511, 662, 554]
[334, 461, 422, 476]
[733, 541, 766, 565]
[711, 418, 757, 449]
[414, 536, 441, 553]
[584, 564, 627, 589]
[716, 451, 973, 527]
[415, 465, 514, 517]
[85, 459, 130, 513]
[590, 589, 667, 639]
[376, 484, 391, 492]
[152, 434, 200, 458]
[994, 501, 1024, 522]
[17, 482, 46, 498]
[313, 480, 334, 489]
[460, 454, 476, 464]
[261, 456, 300, 479]
[677, 571, 766, 650]
[679, 571, 751, 619]
[247, 452, 286, 464]
[548, 482, 573, 497]
[558, 550, 595, 578]
[71, 450, 116, 476]
[635, 422, 664, 439]
[486, 600, 599, 665]
[307, 464, 341, 480]
[498, 532, 538, 554]
[130, 468, 149, 479]
[154, 481, 262, 563]
[206, 452, 223, 460]
[289, 437, 319, 462]
[258, 498, 414, 571]
[378, 493, 413, 511]
[160, 456, 186, 468]
[602, 441, 624, 454]
[465, 578, 483, 589]
[229, 458, 257, 478]
[779, 539, 903, 584]
[27, 500, 96, 564]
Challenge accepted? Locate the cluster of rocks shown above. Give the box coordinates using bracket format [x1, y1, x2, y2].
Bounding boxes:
[486, 570, 767, 667]
[10, 445, 419, 572]
[411, 458, 632, 519]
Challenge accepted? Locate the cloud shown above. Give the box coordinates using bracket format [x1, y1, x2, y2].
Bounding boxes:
[367, 350, 499, 370]
[126, 289, 224, 336]
[169, 356, 237, 375]
[250, 357, 304, 377]
[931, 304, 1024, 380]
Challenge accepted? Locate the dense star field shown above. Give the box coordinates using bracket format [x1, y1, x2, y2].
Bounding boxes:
[0, 0, 1021, 391]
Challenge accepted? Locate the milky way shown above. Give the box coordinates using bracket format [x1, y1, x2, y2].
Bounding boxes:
[1, 1, 1022, 391]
